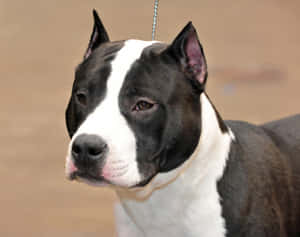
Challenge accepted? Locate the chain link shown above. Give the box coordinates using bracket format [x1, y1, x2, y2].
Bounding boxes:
[152, 0, 159, 40]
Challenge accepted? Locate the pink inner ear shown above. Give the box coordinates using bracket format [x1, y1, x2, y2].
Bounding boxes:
[84, 30, 99, 60]
[186, 34, 206, 84]
[84, 48, 92, 60]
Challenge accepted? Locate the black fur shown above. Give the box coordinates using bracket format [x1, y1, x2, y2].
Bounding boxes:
[218, 117, 300, 237]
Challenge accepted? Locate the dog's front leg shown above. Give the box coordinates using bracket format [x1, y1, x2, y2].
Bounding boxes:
[114, 202, 143, 237]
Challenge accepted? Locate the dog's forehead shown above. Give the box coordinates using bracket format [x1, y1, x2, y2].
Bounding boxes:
[75, 41, 124, 83]
[104, 39, 161, 99]
[93, 41, 125, 62]
[91, 40, 166, 67]
[116, 41, 170, 95]
[75, 40, 167, 87]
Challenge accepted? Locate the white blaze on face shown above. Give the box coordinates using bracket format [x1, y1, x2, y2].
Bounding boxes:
[65, 40, 156, 187]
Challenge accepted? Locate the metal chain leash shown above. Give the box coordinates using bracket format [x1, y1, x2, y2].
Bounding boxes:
[152, 0, 159, 40]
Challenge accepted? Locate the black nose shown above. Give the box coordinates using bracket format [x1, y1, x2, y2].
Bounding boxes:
[71, 134, 107, 170]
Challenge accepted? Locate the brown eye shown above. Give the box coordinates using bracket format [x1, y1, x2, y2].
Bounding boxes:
[133, 100, 154, 111]
[76, 91, 88, 106]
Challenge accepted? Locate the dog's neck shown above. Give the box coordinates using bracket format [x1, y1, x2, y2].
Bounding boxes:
[116, 92, 234, 200]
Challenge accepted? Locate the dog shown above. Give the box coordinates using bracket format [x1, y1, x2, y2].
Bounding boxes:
[65, 10, 300, 237]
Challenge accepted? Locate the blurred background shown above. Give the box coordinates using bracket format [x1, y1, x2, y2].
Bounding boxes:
[1, 0, 300, 236]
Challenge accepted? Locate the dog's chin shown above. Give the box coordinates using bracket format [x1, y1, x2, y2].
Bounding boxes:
[132, 173, 157, 188]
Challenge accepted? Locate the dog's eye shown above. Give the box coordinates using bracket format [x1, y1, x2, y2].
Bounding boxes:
[133, 100, 154, 112]
[76, 91, 88, 106]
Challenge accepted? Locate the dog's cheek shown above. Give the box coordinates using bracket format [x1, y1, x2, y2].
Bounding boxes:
[124, 111, 167, 180]
[65, 99, 76, 138]
[159, 105, 201, 172]
[135, 136, 162, 178]
[66, 98, 89, 139]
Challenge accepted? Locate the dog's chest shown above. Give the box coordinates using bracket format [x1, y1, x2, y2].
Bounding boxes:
[118, 174, 227, 237]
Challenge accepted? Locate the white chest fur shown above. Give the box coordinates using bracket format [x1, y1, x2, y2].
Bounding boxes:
[115, 94, 234, 237]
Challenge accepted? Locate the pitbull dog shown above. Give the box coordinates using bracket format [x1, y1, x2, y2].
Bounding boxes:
[65, 10, 300, 237]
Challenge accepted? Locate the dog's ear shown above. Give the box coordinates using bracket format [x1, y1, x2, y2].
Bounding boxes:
[83, 9, 110, 60]
[164, 22, 207, 89]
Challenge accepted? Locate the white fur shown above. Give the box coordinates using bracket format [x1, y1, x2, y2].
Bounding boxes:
[65, 40, 156, 187]
[115, 93, 233, 237]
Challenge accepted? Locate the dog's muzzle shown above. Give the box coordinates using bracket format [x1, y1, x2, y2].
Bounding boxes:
[70, 134, 107, 178]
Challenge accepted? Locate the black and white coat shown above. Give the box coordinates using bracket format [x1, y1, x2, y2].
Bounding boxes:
[65, 10, 300, 237]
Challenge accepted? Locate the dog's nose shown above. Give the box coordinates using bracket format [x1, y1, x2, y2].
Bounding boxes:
[71, 134, 107, 169]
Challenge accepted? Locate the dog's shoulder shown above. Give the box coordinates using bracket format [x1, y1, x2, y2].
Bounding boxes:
[225, 114, 300, 152]
[219, 116, 300, 236]
[261, 114, 300, 146]
[259, 114, 300, 170]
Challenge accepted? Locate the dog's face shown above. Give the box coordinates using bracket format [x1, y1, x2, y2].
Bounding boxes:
[65, 10, 208, 188]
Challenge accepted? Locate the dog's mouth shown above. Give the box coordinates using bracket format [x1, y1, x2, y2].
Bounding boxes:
[69, 170, 112, 187]
[69, 169, 157, 189]
[65, 156, 158, 188]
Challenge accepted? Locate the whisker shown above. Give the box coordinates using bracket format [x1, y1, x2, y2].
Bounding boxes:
[111, 164, 129, 171]
[111, 168, 128, 178]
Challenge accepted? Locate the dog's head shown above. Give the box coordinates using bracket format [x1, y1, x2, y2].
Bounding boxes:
[65, 10, 208, 188]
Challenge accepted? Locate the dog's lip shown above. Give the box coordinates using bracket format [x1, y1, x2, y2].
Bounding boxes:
[69, 170, 111, 184]
[68, 169, 157, 189]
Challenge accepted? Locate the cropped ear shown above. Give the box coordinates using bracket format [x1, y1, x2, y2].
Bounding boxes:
[165, 22, 207, 89]
[84, 9, 110, 60]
